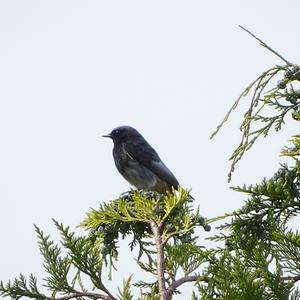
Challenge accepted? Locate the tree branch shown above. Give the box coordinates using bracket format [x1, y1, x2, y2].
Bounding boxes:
[151, 221, 167, 300]
[166, 274, 201, 297]
[54, 291, 117, 300]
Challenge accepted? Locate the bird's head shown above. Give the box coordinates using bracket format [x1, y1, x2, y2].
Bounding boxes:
[102, 126, 141, 144]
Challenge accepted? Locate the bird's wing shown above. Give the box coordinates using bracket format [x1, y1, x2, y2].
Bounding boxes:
[124, 141, 179, 189]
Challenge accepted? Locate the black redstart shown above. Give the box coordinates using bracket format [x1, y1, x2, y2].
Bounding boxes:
[103, 126, 179, 193]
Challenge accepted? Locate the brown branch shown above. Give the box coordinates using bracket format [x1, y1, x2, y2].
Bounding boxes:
[166, 274, 204, 298]
[54, 291, 116, 300]
[151, 221, 167, 300]
[161, 231, 179, 247]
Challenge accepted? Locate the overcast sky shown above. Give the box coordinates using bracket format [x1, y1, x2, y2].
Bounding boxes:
[0, 1, 299, 298]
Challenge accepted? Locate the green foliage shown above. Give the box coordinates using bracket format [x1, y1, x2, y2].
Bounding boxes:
[200, 28, 300, 300]
[0, 189, 210, 300]
[1, 221, 117, 300]
[201, 170, 298, 298]
[80, 189, 204, 263]
[229, 163, 300, 226]
[35, 225, 72, 293]
[53, 220, 109, 293]
[0, 274, 49, 300]
[80, 188, 210, 298]
[165, 243, 207, 278]
[196, 157, 299, 299]
[117, 276, 134, 300]
[81, 189, 193, 229]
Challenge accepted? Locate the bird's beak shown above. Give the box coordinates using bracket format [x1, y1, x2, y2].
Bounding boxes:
[102, 133, 112, 139]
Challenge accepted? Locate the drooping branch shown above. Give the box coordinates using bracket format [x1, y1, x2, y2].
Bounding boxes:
[54, 291, 116, 300]
[211, 26, 299, 182]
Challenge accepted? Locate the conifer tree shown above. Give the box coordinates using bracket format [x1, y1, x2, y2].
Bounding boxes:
[1, 28, 299, 300]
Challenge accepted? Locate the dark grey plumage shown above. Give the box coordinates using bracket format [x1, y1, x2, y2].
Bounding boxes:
[103, 126, 179, 193]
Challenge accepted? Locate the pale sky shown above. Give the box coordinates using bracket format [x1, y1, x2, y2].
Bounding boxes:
[0, 1, 299, 298]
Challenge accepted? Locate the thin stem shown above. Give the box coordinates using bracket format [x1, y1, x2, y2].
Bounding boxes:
[238, 25, 292, 65]
[54, 291, 116, 300]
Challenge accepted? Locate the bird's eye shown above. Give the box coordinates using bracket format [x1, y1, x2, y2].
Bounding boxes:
[114, 129, 120, 135]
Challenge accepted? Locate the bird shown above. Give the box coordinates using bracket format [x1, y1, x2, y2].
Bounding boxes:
[102, 126, 179, 194]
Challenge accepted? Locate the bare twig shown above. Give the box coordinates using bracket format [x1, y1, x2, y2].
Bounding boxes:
[210, 73, 261, 140]
[238, 25, 292, 66]
[166, 274, 209, 298]
[54, 291, 116, 300]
